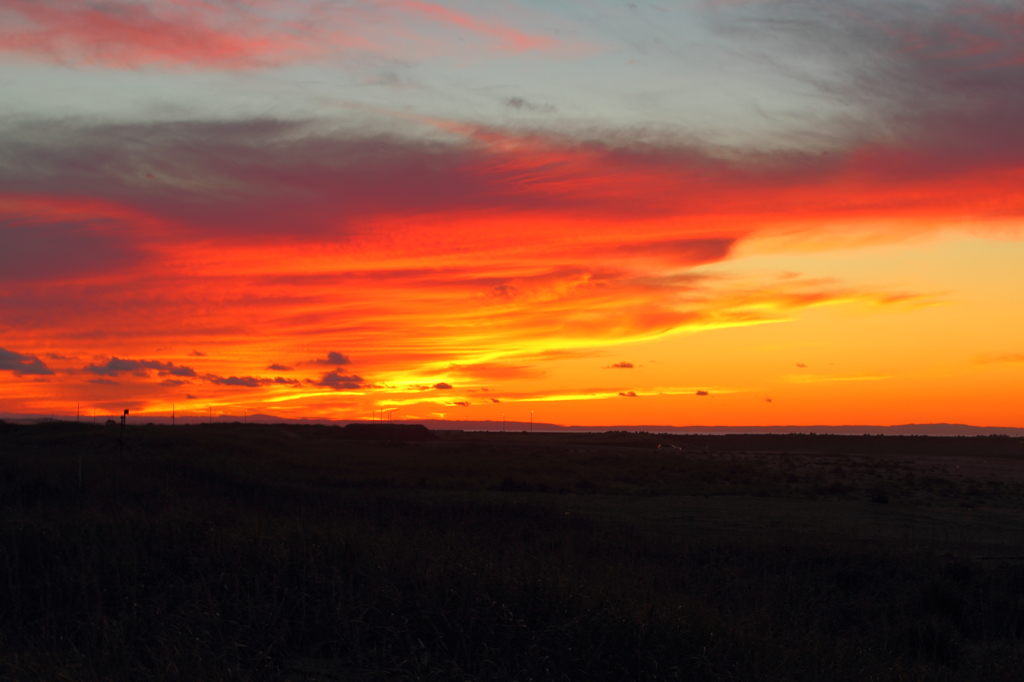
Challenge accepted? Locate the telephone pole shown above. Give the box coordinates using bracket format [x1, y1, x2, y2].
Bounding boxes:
[119, 409, 128, 457]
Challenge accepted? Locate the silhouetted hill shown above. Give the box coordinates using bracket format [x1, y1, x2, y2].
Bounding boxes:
[2, 413, 1022, 436]
[339, 423, 436, 441]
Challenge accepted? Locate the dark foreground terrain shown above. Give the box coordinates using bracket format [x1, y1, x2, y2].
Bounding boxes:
[1, 420, 1022, 681]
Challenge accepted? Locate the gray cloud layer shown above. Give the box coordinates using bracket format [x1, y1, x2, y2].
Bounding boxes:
[0, 347, 54, 375]
[85, 357, 197, 377]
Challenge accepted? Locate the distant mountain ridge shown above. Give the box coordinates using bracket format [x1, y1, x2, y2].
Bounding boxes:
[2, 413, 1022, 436]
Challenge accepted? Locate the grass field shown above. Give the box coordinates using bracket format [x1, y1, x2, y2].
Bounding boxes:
[1, 420, 1022, 680]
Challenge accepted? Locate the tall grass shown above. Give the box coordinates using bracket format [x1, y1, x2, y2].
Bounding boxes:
[1, 421, 1021, 680]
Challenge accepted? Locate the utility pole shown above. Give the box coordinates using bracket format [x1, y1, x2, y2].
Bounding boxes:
[119, 409, 128, 457]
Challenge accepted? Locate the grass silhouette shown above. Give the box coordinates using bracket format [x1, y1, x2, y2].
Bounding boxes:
[1, 420, 1022, 680]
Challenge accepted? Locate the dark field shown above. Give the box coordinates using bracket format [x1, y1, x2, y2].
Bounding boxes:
[1, 421, 1023, 680]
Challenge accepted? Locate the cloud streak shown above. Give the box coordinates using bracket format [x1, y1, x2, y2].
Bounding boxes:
[0, 0, 556, 70]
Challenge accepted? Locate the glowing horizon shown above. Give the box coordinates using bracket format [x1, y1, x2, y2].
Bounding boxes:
[2, 0, 1023, 426]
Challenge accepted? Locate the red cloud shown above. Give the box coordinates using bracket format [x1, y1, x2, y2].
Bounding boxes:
[0, 0, 333, 69]
[0, 0, 554, 69]
[392, 0, 552, 53]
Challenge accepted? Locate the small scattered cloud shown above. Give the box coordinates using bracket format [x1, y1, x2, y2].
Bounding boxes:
[313, 351, 352, 366]
[0, 347, 54, 376]
[796, 363, 807, 368]
[205, 375, 267, 388]
[160, 379, 189, 387]
[433, 382, 453, 389]
[605, 361, 634, 369]
[45, 352, 76, 360]
[619, 391, 637, 397]
[448, 401, 471, 407]
[765, 395, 773, 403]
[490, 284, 519, 299]
[88, 378, 118, 385]
[202, 374, 298, 388]
[189, 350, 207, 357]
[267, 363, 292, 371]
[313, 370, 364, 390]
[696, 390, 709, 396]
[505, 96, 556, 113]
[85, 357, 196, 377]
[490, 398, 501, 403]
[186, 394, 198, 400]
[364, 70, 415, 87]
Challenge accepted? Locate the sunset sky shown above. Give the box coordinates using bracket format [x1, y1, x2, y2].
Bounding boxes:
[1, 0, 1023, 426]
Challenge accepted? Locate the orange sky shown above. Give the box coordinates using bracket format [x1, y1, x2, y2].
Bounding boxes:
[1, 0, 1023, 426]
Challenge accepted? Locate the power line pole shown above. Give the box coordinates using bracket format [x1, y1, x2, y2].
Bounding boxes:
[119, 409, 128, 457]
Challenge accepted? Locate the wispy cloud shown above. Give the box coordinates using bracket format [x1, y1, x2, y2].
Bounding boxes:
[0, 0, 557, 70]
[0, 0, 330, 69]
